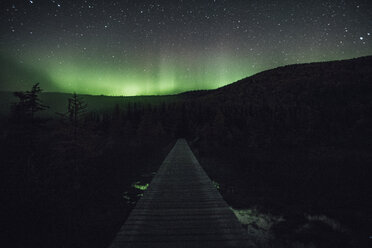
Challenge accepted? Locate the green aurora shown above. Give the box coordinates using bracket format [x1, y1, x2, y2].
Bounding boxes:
[1, 1, 371, 96]
[0, 47, 258, 96]
[1, 47, 366, 96]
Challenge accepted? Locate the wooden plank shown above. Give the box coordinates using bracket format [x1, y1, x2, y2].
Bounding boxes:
[109, 139, 253, 248]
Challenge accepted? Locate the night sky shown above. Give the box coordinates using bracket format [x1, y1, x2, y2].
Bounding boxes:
[1, 0, 371, 96]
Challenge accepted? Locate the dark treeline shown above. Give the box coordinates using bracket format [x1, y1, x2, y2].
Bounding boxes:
[1, 85, 178, 248]
[185, 56, 372, 247]
[1, 56, 372, 247]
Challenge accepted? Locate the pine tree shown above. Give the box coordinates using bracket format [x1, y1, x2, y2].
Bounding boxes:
[10, 83, 49, 181]
[11, 83, 49, 145]
[12, 83, 48, 127]
[70, 93, 87, 138]
[57, 93, 88, 178]
[59, 93, 88, 142]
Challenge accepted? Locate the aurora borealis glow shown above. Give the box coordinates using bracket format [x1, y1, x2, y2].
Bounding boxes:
[1, 0, 372, 96]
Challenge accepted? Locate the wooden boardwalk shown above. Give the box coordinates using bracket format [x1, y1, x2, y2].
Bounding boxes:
[109, 139, 252, 248]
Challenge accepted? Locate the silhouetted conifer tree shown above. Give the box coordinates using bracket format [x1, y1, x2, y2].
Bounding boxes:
[11, 83, 48, 136]
[10, 83, 49, 180]
[57, 93, 88, 178]
[67, 93, 88, 141]
[12, 83, 48, 121]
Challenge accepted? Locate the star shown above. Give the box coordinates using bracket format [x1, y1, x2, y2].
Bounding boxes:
[0, 0, 371, 95]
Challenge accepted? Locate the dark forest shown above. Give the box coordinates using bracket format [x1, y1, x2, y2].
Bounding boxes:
[1, 56, 371, 247]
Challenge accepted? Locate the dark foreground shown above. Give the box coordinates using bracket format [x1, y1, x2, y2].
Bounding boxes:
[1, 56, 371, 248]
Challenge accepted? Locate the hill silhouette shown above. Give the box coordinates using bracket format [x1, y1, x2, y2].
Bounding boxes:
[190, 55, 372, 104]
[1, 56, 371, 117]
[1, 56, 371, 248]
[178, 56, 372, 247]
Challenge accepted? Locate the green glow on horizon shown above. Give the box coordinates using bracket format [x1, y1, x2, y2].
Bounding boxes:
[10, 50, 256, 96]
[1, 0, 371, 97]
[1, 46, 368, 96]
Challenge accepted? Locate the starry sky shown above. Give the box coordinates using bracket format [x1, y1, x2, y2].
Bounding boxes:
[1, 0, 371, 96]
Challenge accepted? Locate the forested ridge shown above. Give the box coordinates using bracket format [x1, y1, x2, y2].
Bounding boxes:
[1, 56, 371, 247]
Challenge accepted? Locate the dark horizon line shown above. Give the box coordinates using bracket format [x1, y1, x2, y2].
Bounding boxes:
[1, 54, 371, 97]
